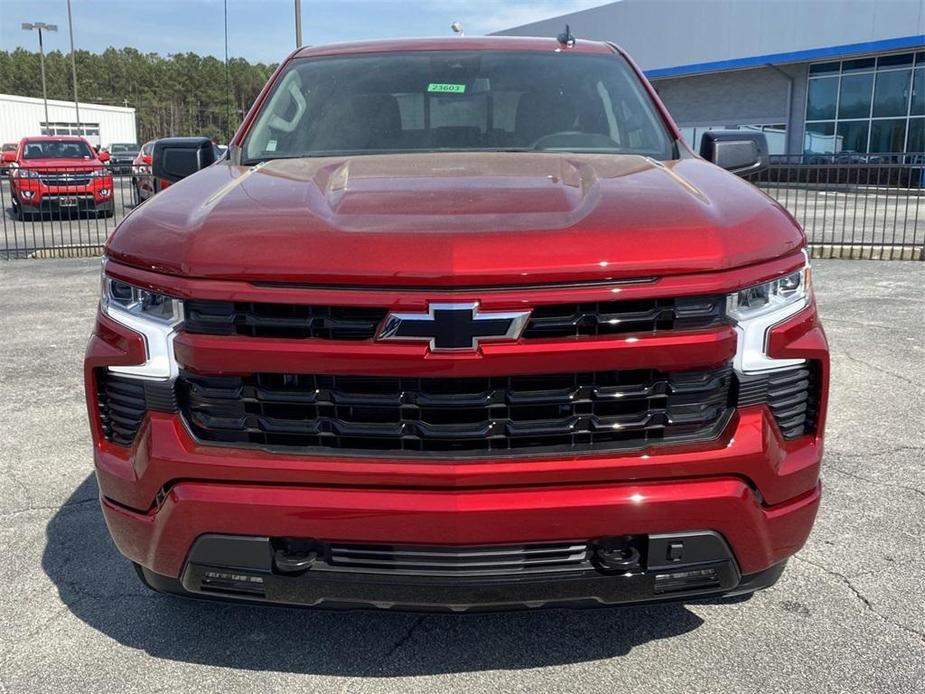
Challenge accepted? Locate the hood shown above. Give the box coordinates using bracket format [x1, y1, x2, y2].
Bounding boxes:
[107, 152, 804, 286]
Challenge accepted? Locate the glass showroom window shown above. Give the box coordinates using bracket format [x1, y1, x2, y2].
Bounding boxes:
[804, 51, 923, 156]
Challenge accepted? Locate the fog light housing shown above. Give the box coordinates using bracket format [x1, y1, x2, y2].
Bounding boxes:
[20, 190, 35, 199]
[201, 570, 266, 595]
[654, 567, 721, 594]
[99, 188, 111, 197]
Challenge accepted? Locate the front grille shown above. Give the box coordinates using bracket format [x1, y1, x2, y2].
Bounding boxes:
[177, 365, 734, 457]
[184, 300, 388, 340]
[38, 173, 92, 186]
[522, 296, 725, 338]
[96, 371, 177, 446]
[736, 363, 820, 439]
[320, 541, 593, 577]
[182, 295, 726, 341]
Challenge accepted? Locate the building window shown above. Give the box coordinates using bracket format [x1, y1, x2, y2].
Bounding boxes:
[806, 78, 837, 120]
[40, 121, 101, 138]
[873, 69, 912, 117]
[805, 51, 924, 155]
[907, 118, 924, 155]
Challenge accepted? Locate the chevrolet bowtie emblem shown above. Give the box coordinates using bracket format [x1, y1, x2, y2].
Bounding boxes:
[377, 302, 532, 352]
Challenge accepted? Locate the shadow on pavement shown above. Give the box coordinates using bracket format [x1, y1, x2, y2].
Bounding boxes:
[43, 475, 706, 676]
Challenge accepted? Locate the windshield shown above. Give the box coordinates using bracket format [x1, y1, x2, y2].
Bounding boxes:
[22, 140, 95, 160]
[243, 50, 674, 163]
[110, 143, 139, 153]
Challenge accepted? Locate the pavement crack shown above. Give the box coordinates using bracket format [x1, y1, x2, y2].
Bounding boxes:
[0, 497, 97, 519]
[793, 556, 925, 643]
[836, 444, 925, 458]
[0, 600, 81, 660]
[383, 615, 427, 660]
[823, 464, 925, 499]
[823, 316, 896, 330]
[834, 351, 920, 390]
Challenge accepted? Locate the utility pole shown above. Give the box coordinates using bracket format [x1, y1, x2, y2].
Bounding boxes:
[295, 0, 302, 48]
[66, 0, 81, 133]
[21, 22, 58, 133]
[224, 0, 231, 139]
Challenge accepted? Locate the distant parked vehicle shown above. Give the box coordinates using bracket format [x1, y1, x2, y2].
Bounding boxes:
[0, 143, 16, 174]
[131, 139, 170, 205]
[107, 142, 141, 173]
[131, 140, 155, 204]
[8, 135, 114, 220]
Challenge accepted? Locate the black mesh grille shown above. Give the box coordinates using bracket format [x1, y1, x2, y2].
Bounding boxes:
[177, 365, 734, 457]
[96, 371, 177, 446]
[182, 295, 726, 341]
[736, 363, 821, 439]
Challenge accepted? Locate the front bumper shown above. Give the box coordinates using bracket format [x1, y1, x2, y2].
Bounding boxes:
[105, 466, 818, 609]
[14, 180, 113, 209]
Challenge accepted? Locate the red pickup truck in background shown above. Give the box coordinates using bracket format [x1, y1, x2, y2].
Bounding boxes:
[86, 36, 828, 611]
[5, 135, 114, 220]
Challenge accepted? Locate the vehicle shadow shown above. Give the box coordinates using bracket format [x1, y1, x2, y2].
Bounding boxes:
[43, 475, 707, 676]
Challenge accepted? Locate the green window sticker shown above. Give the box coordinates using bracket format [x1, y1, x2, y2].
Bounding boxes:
[427, 83, 466, 94]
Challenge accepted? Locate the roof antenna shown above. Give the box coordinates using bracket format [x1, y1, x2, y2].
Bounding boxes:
[451, 21, 464, 36]
[557, 24, 575, 48]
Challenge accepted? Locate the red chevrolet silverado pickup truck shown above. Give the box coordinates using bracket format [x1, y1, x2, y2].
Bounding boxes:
[85, 36, 828, 611]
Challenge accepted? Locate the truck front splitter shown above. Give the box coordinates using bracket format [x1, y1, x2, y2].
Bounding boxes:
[133, 531, 787, 612]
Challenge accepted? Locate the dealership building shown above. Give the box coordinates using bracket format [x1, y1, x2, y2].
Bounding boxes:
[497, 0, 925, 157]
[0, 93, 137, 149]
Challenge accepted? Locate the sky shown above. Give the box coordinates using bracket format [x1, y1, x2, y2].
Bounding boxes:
[0, 0, 609, 64]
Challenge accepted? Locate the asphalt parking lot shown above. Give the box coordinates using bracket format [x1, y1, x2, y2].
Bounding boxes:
[0, 258, 923, 693]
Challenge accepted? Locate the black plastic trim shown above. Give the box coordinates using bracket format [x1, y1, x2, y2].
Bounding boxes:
[735, 362, 821, 440]
[96, 370, 177, 446]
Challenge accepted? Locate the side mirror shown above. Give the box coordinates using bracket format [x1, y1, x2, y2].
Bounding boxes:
[152, 137, 217, 183]
[1, 151, 15, 164]
[98, 151, 111, 163]
[700, 131, 769, 176]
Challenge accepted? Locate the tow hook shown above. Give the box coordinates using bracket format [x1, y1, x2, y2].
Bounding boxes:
[273, 543, 318, 574]
[593, 536, 643, 571]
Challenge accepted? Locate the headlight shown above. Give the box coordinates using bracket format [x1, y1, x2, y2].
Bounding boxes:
[101, 274, 183, 379]
[727, 253, 812, 373]
[103, 278, 182, 325]
[13, 168, 39, 179]
[90, 168, 111, 178]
